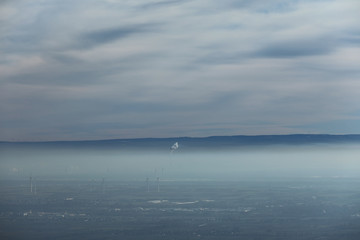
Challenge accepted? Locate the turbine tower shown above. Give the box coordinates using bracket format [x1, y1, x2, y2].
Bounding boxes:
[34, 178, 37, 195]
[157, 177, 160, 193]
[29, 176, 33, 193]
[146, 177, 149, 192]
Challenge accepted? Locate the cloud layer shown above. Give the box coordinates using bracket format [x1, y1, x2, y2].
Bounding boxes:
[1, 0, 360, 141]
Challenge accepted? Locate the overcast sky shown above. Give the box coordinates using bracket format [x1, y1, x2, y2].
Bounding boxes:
[0, 0, 359, 141]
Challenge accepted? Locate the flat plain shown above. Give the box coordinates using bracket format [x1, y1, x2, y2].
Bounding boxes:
[1, 178, 360, 240]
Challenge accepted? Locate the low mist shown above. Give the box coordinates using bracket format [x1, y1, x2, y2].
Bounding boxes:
[1, 143, 360, 181]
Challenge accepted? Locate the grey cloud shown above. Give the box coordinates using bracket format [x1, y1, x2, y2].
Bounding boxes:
[225, 0, 326, 10]
[5, 69, 105, 86]
[1, 34, 46, 54]
[76, 24, 158, 49]
[3, 50, 163, 86]
[339, 31, 360, 45]
[0, 0, 10, 6]
[195, 51, 248, 65]
[139, 0, 189, 9]
[1, 0, 360, 140]
[228, 0, 278, 9]
[253, 39, 334, 58]
[341, 36, 360, 45]
[211, 0, 296, 13]
[49, 53, 84, 65]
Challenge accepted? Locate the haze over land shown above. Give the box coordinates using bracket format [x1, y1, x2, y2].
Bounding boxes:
[1, 135, 360, 181]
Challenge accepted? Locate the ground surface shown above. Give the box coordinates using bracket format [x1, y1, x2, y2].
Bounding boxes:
[1, 178, 360, 240]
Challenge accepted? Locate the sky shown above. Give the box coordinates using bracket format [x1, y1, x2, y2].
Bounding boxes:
[0, 0, 360, 141]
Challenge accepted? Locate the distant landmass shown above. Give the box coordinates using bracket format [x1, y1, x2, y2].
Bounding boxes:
[1, 134, 360, 151]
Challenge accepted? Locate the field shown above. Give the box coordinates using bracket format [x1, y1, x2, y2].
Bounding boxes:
[1, 178, 360, 240]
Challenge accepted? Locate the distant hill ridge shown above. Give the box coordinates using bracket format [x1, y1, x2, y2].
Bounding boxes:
[1, 134, 360, 151]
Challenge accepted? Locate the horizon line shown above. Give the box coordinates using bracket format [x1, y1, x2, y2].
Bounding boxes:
[1, 133, 360, 143]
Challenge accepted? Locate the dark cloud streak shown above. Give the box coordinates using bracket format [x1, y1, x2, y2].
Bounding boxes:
[253, 39, 334, 58]
[76, 24, 159, 49]
[139, 0, 189, 9]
